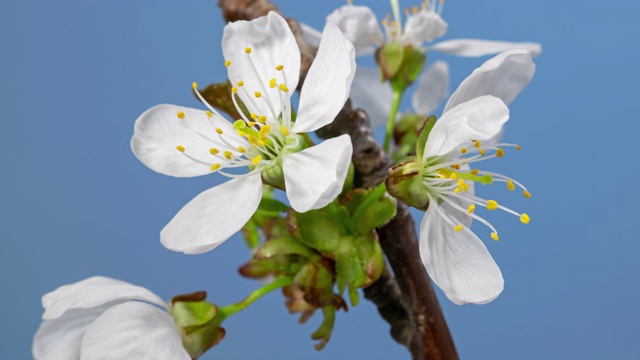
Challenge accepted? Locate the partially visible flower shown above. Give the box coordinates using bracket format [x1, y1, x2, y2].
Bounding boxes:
[386, 50, 536, 304]
[132, 12, 356, 254]
[33, 277, 191, 360]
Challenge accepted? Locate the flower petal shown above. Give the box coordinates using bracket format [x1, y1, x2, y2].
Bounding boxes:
[424, 96, 509, 158]
[161, 173, 263, 254]
[80, 302, 190, 360]
[403, 12, 448, 45]
[33, 306, 107, 360]
[42, 276, 166, 320]
[428, 38, 542, 58]
[132, 104, 238, 177]
[349, 66, 391, 128]
[327, 5, 384, 56]
[292, 23, 356, 134]
[411, 61, 449, 116]
[419, 203, 503, 305]
[283, 134, 352, 212]
[444, 50, 535, 113]
[222, 12, 300, 120]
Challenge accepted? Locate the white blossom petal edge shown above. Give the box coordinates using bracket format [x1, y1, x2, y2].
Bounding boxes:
[33, 276, 190, 360]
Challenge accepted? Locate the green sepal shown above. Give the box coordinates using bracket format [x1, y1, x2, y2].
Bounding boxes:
[334, 234, 385, 306]
[376, 43, 405, 80]
[294, 261, 335, 308]
[416, 115, 436, 162]
[291, 209, 342, 254]
[311, 306, 336, 351]
[241, 219, 260, 249]
[181, 325, 226, 360]
[172, 300, 218, 329]
[238, 255, 300, 279]
[255, 236, 317, 260]
[348, 183, 396, 235]
[403, 46, 427, 83]
[341, 162, 355, 194]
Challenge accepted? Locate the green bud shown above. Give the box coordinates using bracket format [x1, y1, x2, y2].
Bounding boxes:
[376, 43, 426, 91]
[385, 160, 430, 210]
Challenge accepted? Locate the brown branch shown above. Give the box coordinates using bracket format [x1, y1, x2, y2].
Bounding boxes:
[217, 1, 457, 358]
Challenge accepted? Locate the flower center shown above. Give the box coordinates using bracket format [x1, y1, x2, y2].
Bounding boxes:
[381, 0, 445, 43]
[421, 139, 531, 241]
[173, 48, 300, 179]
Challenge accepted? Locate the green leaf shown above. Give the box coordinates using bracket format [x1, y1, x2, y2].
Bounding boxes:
[416, 115, 436, 162]
[293, 209, 341, 253]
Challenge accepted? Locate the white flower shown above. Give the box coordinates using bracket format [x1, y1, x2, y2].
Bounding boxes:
[33, 276, 190, 360]
[406, 50, 536, 304]
[131, 12, 356, 254]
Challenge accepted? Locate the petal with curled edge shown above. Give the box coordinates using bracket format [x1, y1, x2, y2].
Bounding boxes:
[327, 5, 384, 56]
[283, 135, 352, 213]
[161, 173, 263, 254]
[444, 50, 535, 113]
[403, 12, 448, 45]
[428, 38, 542, 58]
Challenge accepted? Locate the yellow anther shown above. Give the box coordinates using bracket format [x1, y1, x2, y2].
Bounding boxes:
[247, 136, 257, 145]
[252, 155, 262, 165]
[462, 183, 470, 192]
[237, 146, 246, 153]
[479, 149, 486, 156]
[209, 148, 219, 155]
[176, 145, 185, 152]
[467, 204, 475, 214]
[520, 213, 530, 224]
[237, 80, 244, 87]
[257, 115, 267, 124]
[224, 151, 233, 160]
[258, 140, 266, 147]
[486, 200, 499, 211]
[507, 180, 515, 191]
[250, 113, 257, 119]
[474, 140, 481, 148]
[205, 110, 213, 118]
[454, 224, 463, 232]
[491, 232, 500, 241]
[176, 111, 185, 119]
[237, 130, 246, 137]
[192, 82, 198, 89]
[215, 128, 223, 134]
[523, 190, 532, 199]
[460, 147, 467, 154]
[210, 164, 221, 171]
[276, 64, 284, 71]
[413, 6, 419, 13]
[470, 169, 479, 175]
[244, 47, 252, 54]
[496, 148, 505, 158]
[279, 84, 289, 92]
[269, 78, 277, 88]
[451, 164, 460, 170]
[457, 179, 465, 187]
[232, 87, 237, 94]
[454, 188, 462, 193]
[254, 91, 262, 98]
[449, 173, 457, 181]
[281, 126, 290, 136]
[405, 8, 410, 15]
[224, 60, 231, 67]
[516, 145, 522, 151]
[381, 18, 388, 26]
[248, 121, 256, 127]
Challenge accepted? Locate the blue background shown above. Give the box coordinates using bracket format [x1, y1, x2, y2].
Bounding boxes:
[1, 0, 638, 359]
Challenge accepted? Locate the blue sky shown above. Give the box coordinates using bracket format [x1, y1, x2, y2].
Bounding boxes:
[1, 0, 639, 359]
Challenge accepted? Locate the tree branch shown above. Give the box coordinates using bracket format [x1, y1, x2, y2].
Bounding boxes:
[216, 1, 458, 358]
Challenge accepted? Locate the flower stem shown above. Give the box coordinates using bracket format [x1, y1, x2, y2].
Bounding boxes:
[383, 88, 404, 153]
[217, 276, 294, 320]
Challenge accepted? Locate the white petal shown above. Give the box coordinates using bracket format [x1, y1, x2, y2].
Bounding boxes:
[419, 204, 503, 305]
[131, 104, 238, 177]
[428, 38, 542, 58]
[326, 5, 384, 56]
[161, 174, 263, 254]
[411, 61, 449, 116]
[283, 135, 352, 212]
[299, 22, 322, 48]
[42, 276, 166, 320]
[444, 50, 535, 113]
[80, 302, 190, 360]
[34, 306, 106, 360]
[293, 23, 356, 134]
[403, 12, 448, 45]
[424, 96, 509, 158]
[222, 12, 300, 119]
[347, 66, 391, 128]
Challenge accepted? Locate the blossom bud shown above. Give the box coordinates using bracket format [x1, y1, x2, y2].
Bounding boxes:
[375, 43, 426, 91]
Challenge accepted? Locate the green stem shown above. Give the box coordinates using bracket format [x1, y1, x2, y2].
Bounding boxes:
[383, 88, 405, 153]
[217, 276, 294, 321]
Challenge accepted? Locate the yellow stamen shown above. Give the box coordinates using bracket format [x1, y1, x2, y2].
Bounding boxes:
[176, 112, 185, 119]
[210, 164, 221, 171]
[209, 148, 219, 155]
[237, 146, 246, 153]
[457, 179, 465, 187]
[192, 82, 198, 89]
[224, 60, 231, 67]
[224, 151, 233, 160]
[276, 64, 284, 71]
[451, 164, 460, 170]
[215, 128, 223, 134]
[486, 200, 499, 211]
[281, 126, 290, 136]
[516, 145, 522, 150]
[520, 213, 530, 224]
[248, 122, 256, 127]
[491, 232, 500, 241]
[232, 87, 237, 94]
[413, 6, 419, 13]
[257, 116, 267, 124]
[496, 148, 505, 158]
[176, 145, 185, 152]
[479, 149, 486, 156]
[252, 155, 262, 165]
[250, 113, 257, 119]
[244, 47, 252, 54]
[258, 140, 266, 147]
[237, 130, 246, 137]
[237, 80, 244, 87]
[279, 84, 289, 92]
[205, 111, 213, 118]
[405, 8, 410, 15]
[454, 188, 462, 193]
[523, 190, 532, 199]
[470, 169, 479, 175]
[454, 224, 463, 232]
[247, 136, 257, 145]
[507, 180, 515, 191]
[254, 91, 262, 98]
[449, 173, 457, 181]
[467, 204, 475, 214]
[460, 147, 467, 154]
[269, 78, 276, 88]
[474, 140, 481, 148]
